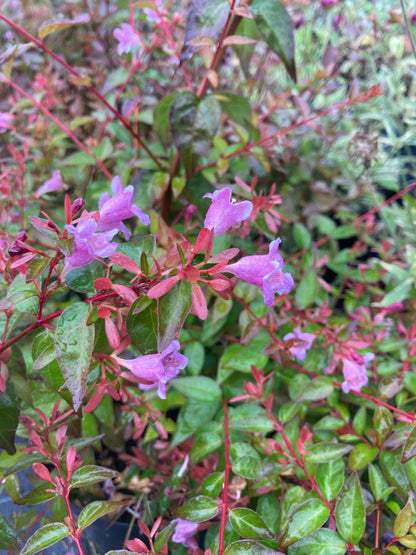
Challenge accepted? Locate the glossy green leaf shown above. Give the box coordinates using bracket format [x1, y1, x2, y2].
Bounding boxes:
[250, 0, 296, 81]
[169, 92, 221, 178]
[190, 431, 223, 463]
[233, 456, 275, 480]
[289, 529, 347, 555]
[393, 496, 413, 538]
[55, 302, 94, 411]
[0, 513, 18, 549]
[369, 463, 393, 501]
[39, 17, 88, 39]
[296, 377, 334, 402]
[233, 17, 259, 75]
[316, 459, 344, 501]
[77, 501, 128, 530]
[374, 405, 393, 447]
[215, 92, 258, 138]
[20, 523, 69, 555]
[70, 465, 119, 488]
[305, 443, 352, 464]
[219, 340, 268, 376]
[380, 450, 411, 499]
[281, 499, 330, 547]
[257, 494, 280, 536]
[348, 443, 378, 471]
[26, 254, 51, 281]
[15, 482, 57, 505]
[335, 473, 365, 544]
[224, 540, 284, 554]
[171, 399, 220, 447]
[229, 404, 274, 433]
[229, 508, 273, 540]
[65, 260, 105, 293]
[154, 92, 179, 147]
[202, 472, 224, 498]
[7, 275, 39, 314]
[153, 521, 177, 553]
[127, 297, 158, 355]
[174, 495, 219, 522]
[184, 341, 205, 375]
[398, 535, 416, 548]
[158, 281, 192, 351]
[0, 379, 19, 455]
[295, 272, 318, 309]
[402, 425, 416, 463]
[172, 376, 221, 402]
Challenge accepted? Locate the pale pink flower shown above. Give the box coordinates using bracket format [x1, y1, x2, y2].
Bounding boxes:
[283, 328, 315, 361]
[341, 351, 374, 393]
[0, 112, 15, 133]
[35, 170, 67, 197]
[204, 187, 253, 236]
[113, 23, 141, 56]
[172, 518, 198, 550]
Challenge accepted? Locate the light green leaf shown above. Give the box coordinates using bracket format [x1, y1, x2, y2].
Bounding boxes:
[20, 523, 69, 555]
[77, 501, 128, 530]
[229, 508, 273, 539]
[174, 495, 219, 522]
[335, 473, 365, 544]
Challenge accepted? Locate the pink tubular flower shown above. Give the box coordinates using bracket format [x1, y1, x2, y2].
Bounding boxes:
[204, 187, 253, 236]
[113, 23, 142, 56]
[224, 238, 294, 306]
[35, 170, 67, 198]
[115, 340, 188, 399]
[172, 518, 198, 550]
[341, 351, 374, 393]
[0, 112, 15, 133]
[283, 328, 315, 361]
[97, 176, 150, 239]
[64, 217, 119, 272]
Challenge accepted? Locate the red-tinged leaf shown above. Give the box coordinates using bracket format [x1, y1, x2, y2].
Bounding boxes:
[147, 276, 179, 299]
[223, 35, 257, 46]
[113, 283, 138, 304]
[109, 252, 142, 275]
[209, 278, 231, 292]
[402, 426, 416, 463]
[20, 523, 69, 555]
[125, 538, 148, 552]
[192, 283, 208, 320]
[105, 317, 120, 349]
[94, 277, 113, 290]
[32, 463, 52, 483]
[209, 248, 240, 263]
[193, 227, 212, 255]
[64, 194, 72, 224]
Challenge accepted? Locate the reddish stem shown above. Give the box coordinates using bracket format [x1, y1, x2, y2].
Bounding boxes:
[0, 14, 163, 171]
[0, 310, 64, 354]
[218, 397, 231, 555]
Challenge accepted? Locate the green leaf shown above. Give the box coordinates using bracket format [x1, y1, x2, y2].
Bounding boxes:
[171, 399, 220, 447]
[374, 405, 393, 447]
[0, 379, 19, 455]
[293, 223, 311, 249]
[26, 255, 51, 281]
[305, 443, 352, 464]
[224, 540, 284, 554]
[335, 473, 365, 545]
[380, 450, 411, 499]
[202, 472, 224, 498]
[250, 0, 296, 81]
[369, 463, 392, 501]
[316, 459, 344, 501]
[219, 337, 268, 377]
[174, 495, 219, 522]
[169, 92, 221, 178]
[229, 508, 273, 540]
[20, 523, 69, 555]
[184, 341, 205, 375]
[0, 513, 18, 549]
[190, 431, 223, 463]
[289, 529, 347, 555]
[153, 521, 177, 553]
[348, 443, 379, 471]
[154, 93, 179, 147]
[296, 377, 334, 402]
[402, 426, 416, 463]
[257, 494, 280, 536]
[295, 272, 318, 309]
[7, 275, 39, 314]
[158, 281, 192, 351]
[55, 302, 94, 411]
[127, 297, 158, 355]
[70, 465, 119, 488]
[172, 376, 221, 402]
[15, 483, 57, 505]
[233, 456, 275, 480]
[281, 499, 330, 548]
[95, 136, 113, 161]
[39, 16, 88, 39]
[229, 404, 274, 433]
[393, 496, 413, 538]
[77, 501, 128, 530]
[215, 92, 257, 138]
[66, 260, 105, 293]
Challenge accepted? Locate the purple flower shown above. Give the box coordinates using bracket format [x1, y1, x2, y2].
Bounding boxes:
[113, 23, 141, 56]
[172, 518, 198, 550]
[115, 340, 188, 399]
[97, 176, 150, 240]
[64, 217, 119, 272]
[0, 112, 15, 133]
[224, 238, 294, 306]
[35, 170, 67, 198]
[204, 187, 253, 236]
[283, 328, 315, 361]
[341, 351, 374, 393]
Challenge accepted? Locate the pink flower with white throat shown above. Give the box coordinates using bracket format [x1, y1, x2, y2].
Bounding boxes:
[204, 187, 253, 236]
[341, 350, 374, 393]
[224, 238, 294, 306]
[114, 340, 188, 399]
[113, 23, 142, 56]
[97, 176, 150, 239]
[283, 328, 315, 361]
